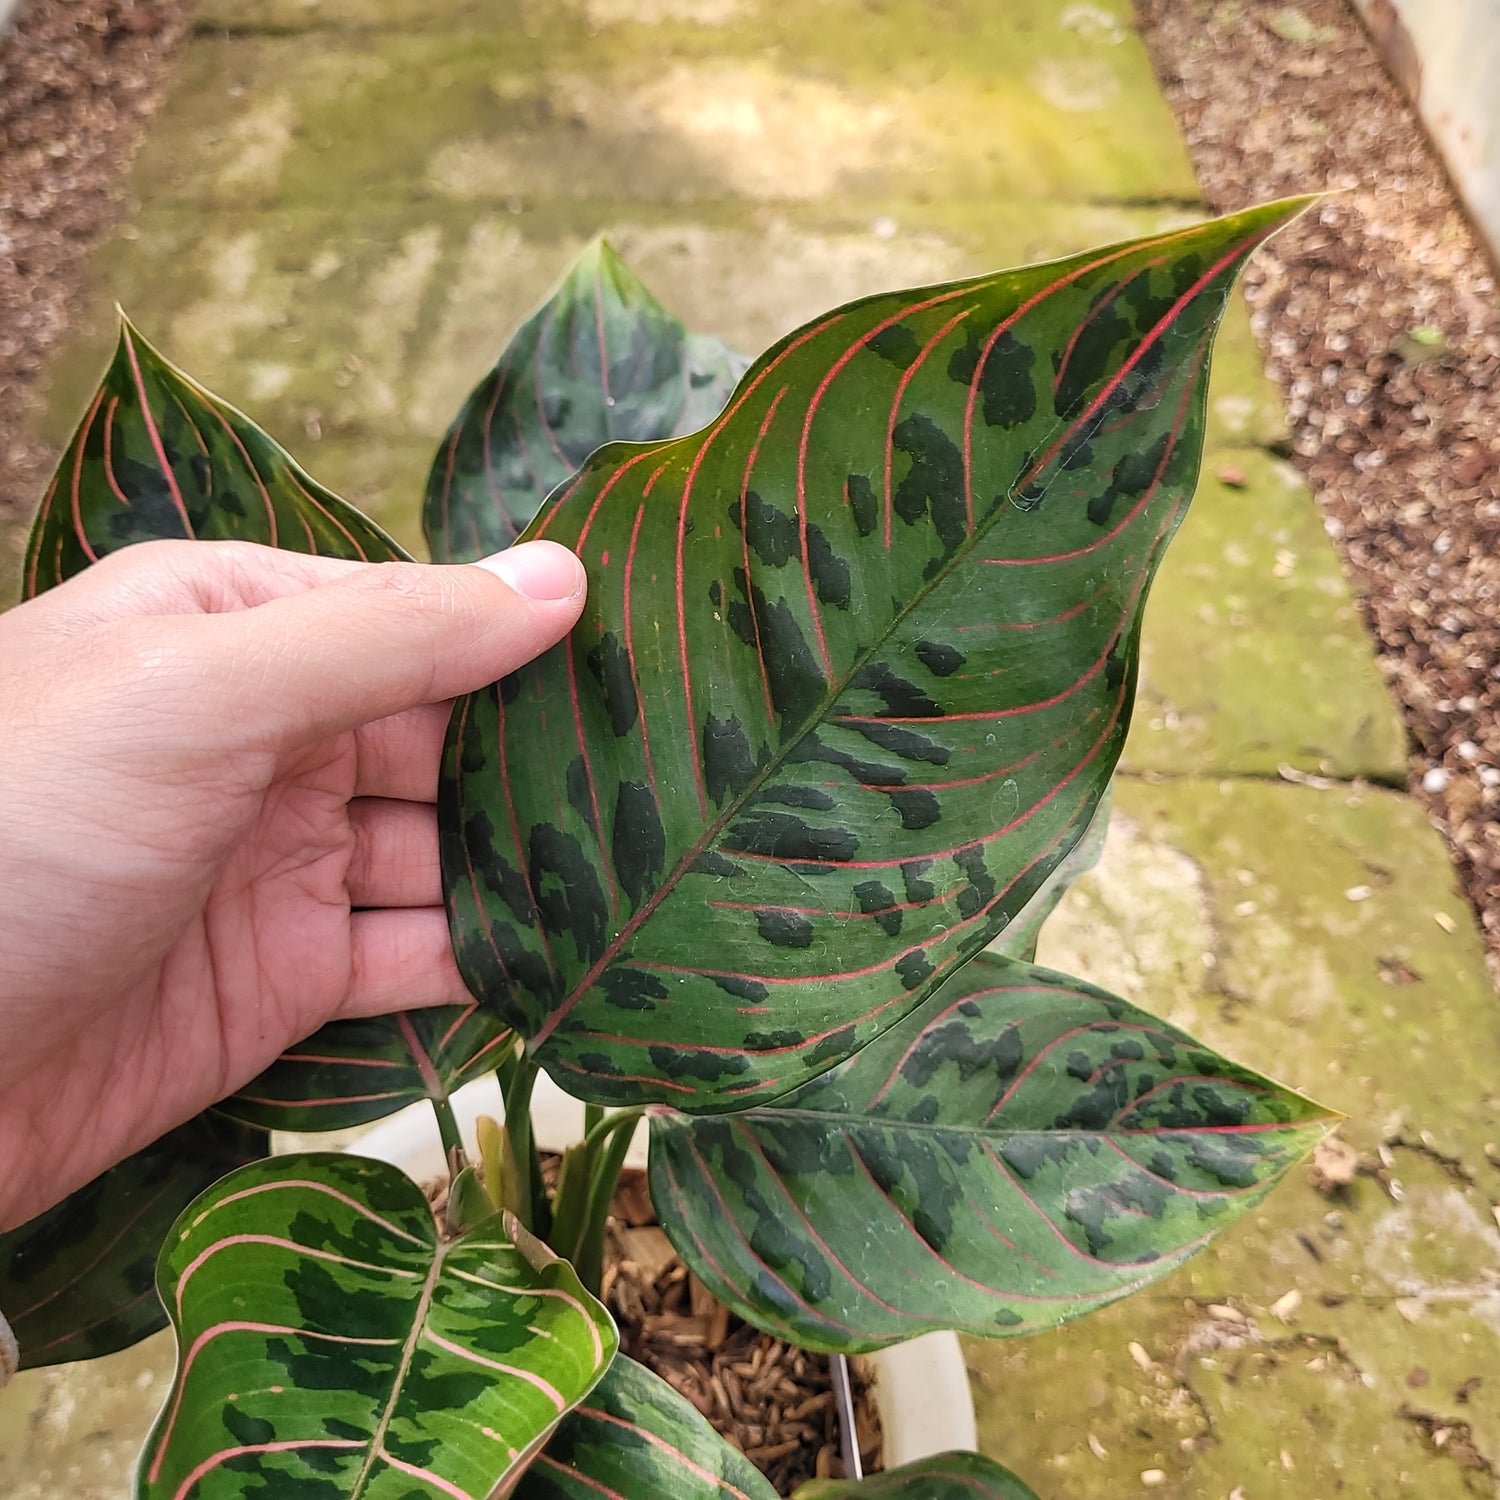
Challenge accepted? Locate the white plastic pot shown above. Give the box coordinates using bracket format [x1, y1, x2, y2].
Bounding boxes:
[348, 1076, 978, 1468]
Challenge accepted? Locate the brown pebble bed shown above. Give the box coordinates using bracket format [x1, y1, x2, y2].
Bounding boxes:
[0, 0, 189, 531]
[1137, 0, 1500, 986]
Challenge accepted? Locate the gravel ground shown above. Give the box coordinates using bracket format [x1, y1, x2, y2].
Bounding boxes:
[2, 0, 1497, 985]
[0, 0, 189, 527]
[1137, 0, 1500, 987]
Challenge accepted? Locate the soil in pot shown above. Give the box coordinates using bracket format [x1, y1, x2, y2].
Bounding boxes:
[601, 1166, 882, 1495]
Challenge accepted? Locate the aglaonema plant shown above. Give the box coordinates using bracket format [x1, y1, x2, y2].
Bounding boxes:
[1, 206, 1333, 1499]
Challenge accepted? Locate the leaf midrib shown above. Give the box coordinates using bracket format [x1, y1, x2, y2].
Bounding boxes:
[348, 1237, 445, 1498]
[655, 1109, 1323, 1140]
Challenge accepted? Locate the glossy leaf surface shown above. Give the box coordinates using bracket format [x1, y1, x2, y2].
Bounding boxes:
[139, 1154, 616, 1499]
[444, 201, 1308, 1110]
[649, 954, 1331, 1352]
[0, 1114, 266, 1369]
[25, 319, 407, 599]
[795, 1451, 1040, 1500]
[224, 1004, 513, 1133]
[514, 1352, 778, 1500]
[424, 239, 748, 564]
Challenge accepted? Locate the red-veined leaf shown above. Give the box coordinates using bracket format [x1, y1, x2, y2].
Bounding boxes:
[513, 1351, 778, 1500]
[442, 200, 1312, 1110]
[0, 1114, 266, 1369]
[138, 1154, 616, 1499]
[648, 953, 1332, 1352]
[423, 238, 747, 564]
[24, 318, 407, 599]
[223, 1004, 513, 1133]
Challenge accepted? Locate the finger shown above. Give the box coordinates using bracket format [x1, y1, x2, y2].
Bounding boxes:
[26, 538, 369, 628]
[347, 799, 441, 908]
[353, 702, 451, 801]
[340, 907, 471, 1017]
[208, 541, 586, 748]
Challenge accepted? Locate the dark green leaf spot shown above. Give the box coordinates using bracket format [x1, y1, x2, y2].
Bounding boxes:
[914, 640, 965, 677]
[866, 323, 922, 368]
[855, 879, 903, 937]
[586, 633, 639, 737]
[845, 472, 878, 537]
[601, 970, 668, 1011]
[725, 811, 859, 864]
[1089, 432, 1170, 526]
[847, 719, 950, 766]
[703, 714, 757, 806]
[850, 661, 944, 719]
[948, 329, 1037, 431]
[755, 908, 814, 948]
[612, 780, 666, 906]
[889, 789, 940, 830]
[895, 950, 934, 990]
[892, 414, 968, 556]
[530, 823, 609, 965]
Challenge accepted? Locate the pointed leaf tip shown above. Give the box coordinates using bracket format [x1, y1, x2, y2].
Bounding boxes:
[422, 238, 747, 562]
[650, 954, 1330, 1351]
[25, 324, 407, 599]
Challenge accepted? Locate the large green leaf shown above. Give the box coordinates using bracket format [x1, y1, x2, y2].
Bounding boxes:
[224, 1003, 513, 1133]
[442, 201, 1310, 1111]
[795, 1452, 1041, 1500]
[139, 1154, 617, 1499]
[514, 1352, 778, 1500]
[423, 238, 748, 564]
[0, 1114, 266, 1369]
[24, 318, 408, 599]
[648, 954, 1331, 1353]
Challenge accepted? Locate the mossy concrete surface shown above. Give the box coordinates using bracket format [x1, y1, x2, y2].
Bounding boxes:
[0, 0, 1492, 1495]
[970, 776, 1500, 1498]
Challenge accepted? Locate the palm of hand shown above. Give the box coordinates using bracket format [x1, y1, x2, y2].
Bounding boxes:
[3, 725, 453, 1223]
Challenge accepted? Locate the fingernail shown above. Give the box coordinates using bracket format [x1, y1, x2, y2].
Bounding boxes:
[472, 541, 585, 601]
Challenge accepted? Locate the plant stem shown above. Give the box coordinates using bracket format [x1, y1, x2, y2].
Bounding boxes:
[582, 1105, 647, 1156]
[492, 1040, 519, 1099]
[430, 1094, 466, 1170]
[502, 1052, 541, 1235]
[573, 1110, 646, 1296]
[583, 1102, 604, 1148]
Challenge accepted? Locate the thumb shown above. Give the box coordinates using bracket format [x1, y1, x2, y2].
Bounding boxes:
[209, 541, 587, 744]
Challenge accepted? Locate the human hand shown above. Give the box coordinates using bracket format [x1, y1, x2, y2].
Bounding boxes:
[0, 538, 585, 1231]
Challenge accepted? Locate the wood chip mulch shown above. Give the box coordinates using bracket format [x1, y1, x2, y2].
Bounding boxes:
[0, 0, 190, 534]
[604, 1168, 881, 1496]
[1136, 0, 1500, 987]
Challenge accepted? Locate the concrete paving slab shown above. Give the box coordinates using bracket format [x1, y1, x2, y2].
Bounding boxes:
[0, 1332, 172, 1500]
[138, 3, 1201, 217]
[1131, 442, 1408, 781]
[965, 773, 1500, 1496]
